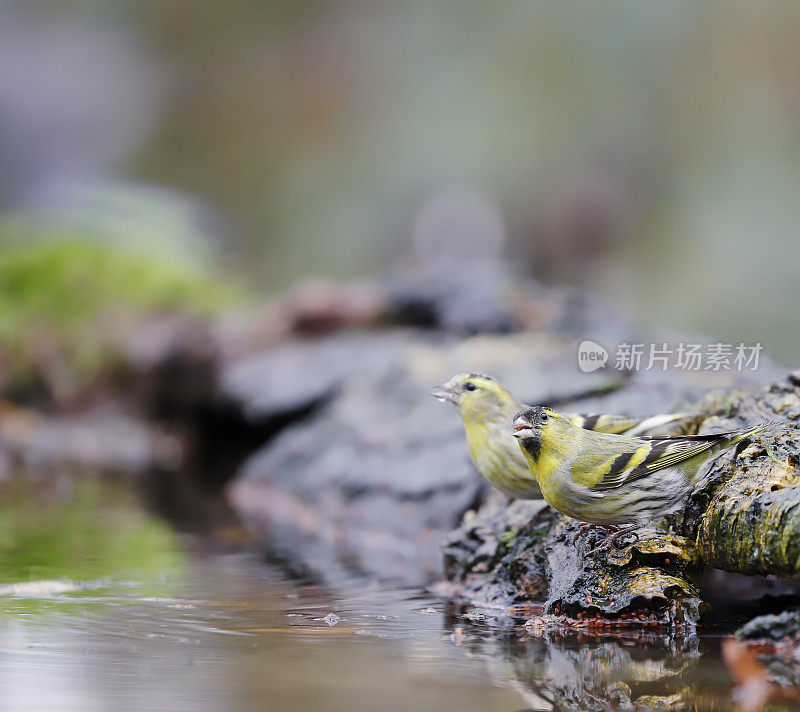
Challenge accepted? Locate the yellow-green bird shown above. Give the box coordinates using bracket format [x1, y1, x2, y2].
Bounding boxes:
[431, 373, 690, 500]
[510, 405, 777, 550]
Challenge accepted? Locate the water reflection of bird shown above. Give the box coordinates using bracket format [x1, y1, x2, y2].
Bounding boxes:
[511, 406, 777, 552]
[431, 372, 690, 500]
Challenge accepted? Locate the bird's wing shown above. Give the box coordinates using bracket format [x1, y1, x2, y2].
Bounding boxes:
[568, 413, 643, 435]
[589, 426, 766, 492]
[569, 412, 691, 436]
[625, 412, 693, 436]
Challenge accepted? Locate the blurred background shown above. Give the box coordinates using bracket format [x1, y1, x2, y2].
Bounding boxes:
[2, 0, 800, 364]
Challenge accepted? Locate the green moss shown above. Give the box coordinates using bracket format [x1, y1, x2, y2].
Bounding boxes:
[763, 438, 781, 464]
[695, 443, 800, 576]
[0, 223, 240, 396]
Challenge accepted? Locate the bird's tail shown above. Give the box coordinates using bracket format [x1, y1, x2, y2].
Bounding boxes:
[640, 419, 785, 447]
[728, 419, 785, 445]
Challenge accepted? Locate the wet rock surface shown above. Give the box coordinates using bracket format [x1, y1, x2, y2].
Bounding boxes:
[443, 491, 705, 625]
[441, 494, 555, 604]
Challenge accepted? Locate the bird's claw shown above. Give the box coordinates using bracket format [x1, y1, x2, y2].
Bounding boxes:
[572, 522, 597, 543]
[585, 526, 639, 556]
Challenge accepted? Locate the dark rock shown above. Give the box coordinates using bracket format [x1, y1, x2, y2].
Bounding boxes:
[128, 316, 220, 419]
[734, 611, 800, 692]
[230, 331, 480, 583]
[544, 525, 703, 624]
[441, 494, 555, 605]
[386, 267, 521, 334]
[738, 610, 800, 643]
[221, 331, 409, 422]
[443, 492, 704, 625]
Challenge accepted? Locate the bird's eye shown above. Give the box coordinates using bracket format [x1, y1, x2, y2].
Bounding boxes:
[540, 412, 549, 422]
[464, 382, 477, 391]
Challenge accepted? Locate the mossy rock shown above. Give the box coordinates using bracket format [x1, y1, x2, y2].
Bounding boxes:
[686, 376, 800, 576]
[0, 228, 236, 401]
[541, 523, 704, 624]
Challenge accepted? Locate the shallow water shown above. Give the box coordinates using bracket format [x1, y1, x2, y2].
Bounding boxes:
[0, 473, 791, 712]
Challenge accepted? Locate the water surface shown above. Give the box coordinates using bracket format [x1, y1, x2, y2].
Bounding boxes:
[0, 473, 789, 711]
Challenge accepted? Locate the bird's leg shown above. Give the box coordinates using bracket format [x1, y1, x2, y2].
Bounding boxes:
[572, 522, 608, 543]
[586, 525, 639, 555]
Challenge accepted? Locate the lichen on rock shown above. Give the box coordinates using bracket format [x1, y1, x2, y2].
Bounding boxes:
[685, 375, 800, 577]
[443, 493, 705, 624]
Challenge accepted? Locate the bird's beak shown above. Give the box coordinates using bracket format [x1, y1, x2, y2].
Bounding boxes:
[511, 414, 537, 439]
[430, 384, 459, 405]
